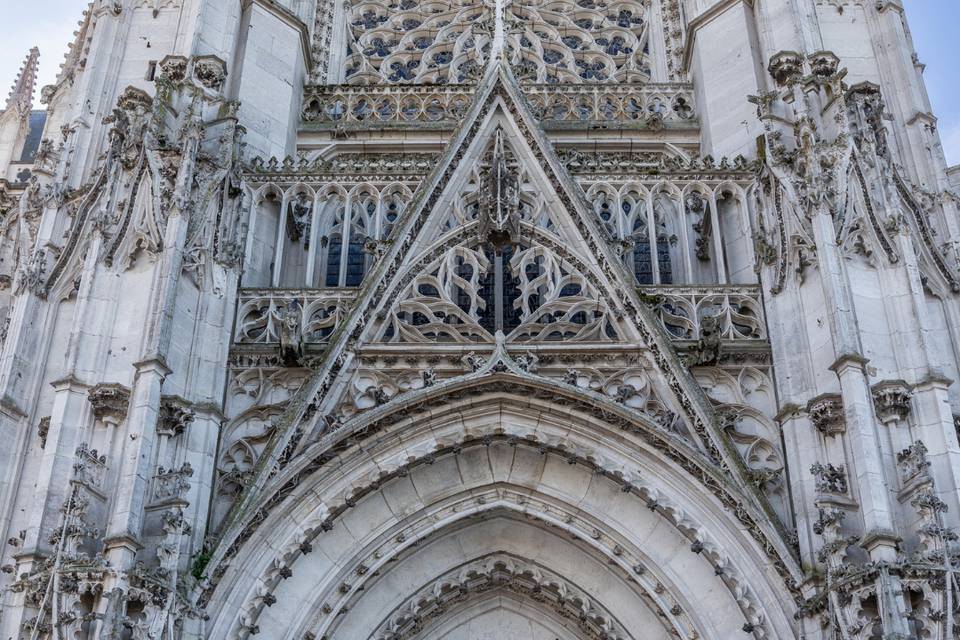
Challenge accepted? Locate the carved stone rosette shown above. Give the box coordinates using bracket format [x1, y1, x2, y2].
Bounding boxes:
[807, 393, 844, 436]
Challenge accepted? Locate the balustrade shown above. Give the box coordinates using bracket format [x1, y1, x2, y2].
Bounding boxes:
[640, 285, 767, 342]
[301, 83, 697, 126]
[235, 289, 356, 345]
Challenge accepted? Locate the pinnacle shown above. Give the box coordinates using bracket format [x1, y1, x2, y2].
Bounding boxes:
[4, 47, 40, 114]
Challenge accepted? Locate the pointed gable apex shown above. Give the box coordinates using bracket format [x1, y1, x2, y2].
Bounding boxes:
[356, 59, 644, 345]
[217, 60, 792, 559]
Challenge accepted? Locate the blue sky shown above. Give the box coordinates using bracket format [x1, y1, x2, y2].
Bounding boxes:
[1, 0, 958, 164]
[905, 0, 960, 165]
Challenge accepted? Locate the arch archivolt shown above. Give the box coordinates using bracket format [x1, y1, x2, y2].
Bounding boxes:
[360, 551, 637, 640]
[385, 588, 591, 640]
[319, 512, 679, 640]
[202, 382, 800, 639]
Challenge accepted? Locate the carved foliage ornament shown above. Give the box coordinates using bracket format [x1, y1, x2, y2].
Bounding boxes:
[807, 393, 844, 436]
[88, 383, 131, 422]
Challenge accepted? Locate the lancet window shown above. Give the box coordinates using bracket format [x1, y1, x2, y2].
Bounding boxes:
[244, 183, 413, 288]
[585, 182, 751, 286]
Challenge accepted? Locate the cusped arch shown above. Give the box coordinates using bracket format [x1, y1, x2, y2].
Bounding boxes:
[340, 550, 645, 640]
[251, 183, 284, 205]
[386, 588, 590, 640]
[200, 374, 801, 639]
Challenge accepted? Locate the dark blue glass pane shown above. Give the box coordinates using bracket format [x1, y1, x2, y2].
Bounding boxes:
[325, 241, 341, 287]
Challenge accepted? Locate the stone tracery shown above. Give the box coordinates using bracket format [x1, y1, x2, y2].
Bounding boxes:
[204, 421, 795, 640]
[1, 0, 956, 636]
[343, 0, 654, 85]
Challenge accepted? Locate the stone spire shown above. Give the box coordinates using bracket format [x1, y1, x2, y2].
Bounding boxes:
[4, 47, 39, 116]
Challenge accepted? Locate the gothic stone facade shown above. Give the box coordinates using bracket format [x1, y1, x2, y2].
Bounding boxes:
[0, 0, 958, 638]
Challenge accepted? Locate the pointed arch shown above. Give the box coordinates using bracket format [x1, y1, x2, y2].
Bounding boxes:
[213, 63, 797, 608]
[200, 374, 801, 639]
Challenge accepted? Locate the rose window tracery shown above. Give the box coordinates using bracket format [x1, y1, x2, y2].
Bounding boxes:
[344, 0, 653, 84]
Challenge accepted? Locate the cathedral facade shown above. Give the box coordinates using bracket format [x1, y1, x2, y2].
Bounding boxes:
[0, 0, 959, 637]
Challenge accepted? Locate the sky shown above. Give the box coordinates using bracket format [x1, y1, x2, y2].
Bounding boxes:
[0, 0, 958, 164]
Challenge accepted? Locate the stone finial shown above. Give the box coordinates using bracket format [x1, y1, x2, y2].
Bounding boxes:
[767, 51, 804, 86]
[4, 47, 39, 115]
[477, 128, 521, 250]
[157, 55, 188, 83]
[192, 55, 227, 91]
[807, 394, 844, 436]
[158, 395, 194, 437]
[871, 381, 912, 423]
[808, 50, 840, 78]
[88, 383, 131, 422]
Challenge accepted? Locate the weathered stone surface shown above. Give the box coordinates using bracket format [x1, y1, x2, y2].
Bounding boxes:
[0, 1, 957, 638]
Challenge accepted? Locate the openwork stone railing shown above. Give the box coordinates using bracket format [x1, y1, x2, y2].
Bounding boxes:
[234, 289, 356, 345]
[301, 83, 696, 126]
[640, 286, 767, 341]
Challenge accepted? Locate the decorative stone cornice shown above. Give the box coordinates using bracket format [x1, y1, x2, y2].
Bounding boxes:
[806, 393, 844, 436]
[87, 383, 131, 422]
[828, 353, 870, 374]
[132, 355, 172, 379]
[192, 401, 227, 423]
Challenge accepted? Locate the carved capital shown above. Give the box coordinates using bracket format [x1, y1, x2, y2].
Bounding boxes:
[807, 393, 844, 436]
[807, 50, 840, 78]
[767, 51, 804, 86]
[871, 380, 912, 423]
[88, 383, 131, 422]
[158, 395, 194, 437]
[116, 86, 153, 114]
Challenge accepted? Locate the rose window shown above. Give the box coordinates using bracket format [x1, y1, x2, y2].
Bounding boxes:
[344, 0, 652, 84]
